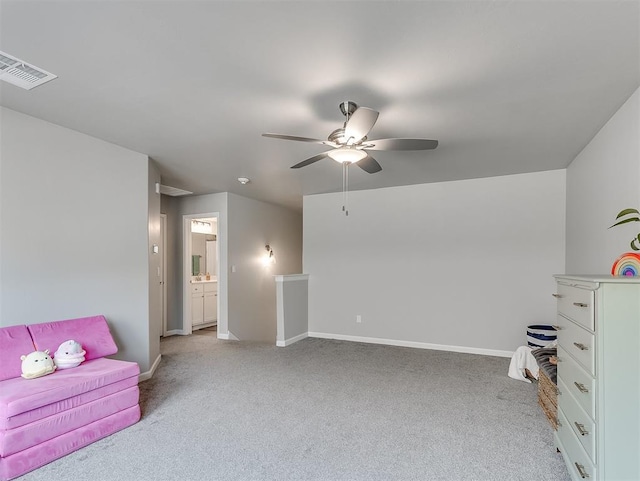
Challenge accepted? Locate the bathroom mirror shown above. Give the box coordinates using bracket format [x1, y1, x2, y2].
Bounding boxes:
[191, 218, 217, 276]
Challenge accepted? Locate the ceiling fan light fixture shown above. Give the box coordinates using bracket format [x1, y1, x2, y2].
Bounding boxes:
[327, 146, 367, 164]
[263, 100, 438, 175]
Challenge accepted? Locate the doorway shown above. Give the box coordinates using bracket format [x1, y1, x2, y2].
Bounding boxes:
[183, 213, 223, 337]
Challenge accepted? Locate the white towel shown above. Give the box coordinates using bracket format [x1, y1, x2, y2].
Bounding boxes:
[508, 345, 539, 383]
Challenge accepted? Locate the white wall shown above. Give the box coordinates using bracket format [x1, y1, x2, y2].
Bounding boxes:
[304, 170, 566, 354]
[566, 87, 640, 273]
[0, 107, 156, 372]
[147, 162, 161, 372]
[227, 193, 302, 342]
[165, 192, 302, 342]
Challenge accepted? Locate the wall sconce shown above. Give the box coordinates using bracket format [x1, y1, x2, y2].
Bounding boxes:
[262, 245, 276, 266]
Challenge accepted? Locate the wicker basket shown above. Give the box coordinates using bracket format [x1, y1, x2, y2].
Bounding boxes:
[537, 370, 558, 430]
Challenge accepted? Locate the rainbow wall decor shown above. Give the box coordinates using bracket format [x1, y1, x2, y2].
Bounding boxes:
[611, 252, 640, 277]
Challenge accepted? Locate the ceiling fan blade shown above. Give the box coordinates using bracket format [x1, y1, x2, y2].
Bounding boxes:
[262, 133, 335, 146]
[365, 138, 439, 151]
[290, 152, 329, 169]
[344, 107, 379, 143]
[356, 154, 382, 174]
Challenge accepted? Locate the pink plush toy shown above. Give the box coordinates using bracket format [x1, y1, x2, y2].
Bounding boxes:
[21, 350, 57, 379]
[53, 340, 86, 369]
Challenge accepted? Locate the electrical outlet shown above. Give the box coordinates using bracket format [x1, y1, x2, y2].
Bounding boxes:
[356, 314, 362, 323]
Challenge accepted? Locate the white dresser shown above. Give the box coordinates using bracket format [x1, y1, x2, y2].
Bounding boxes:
[553, 275, 640, 481]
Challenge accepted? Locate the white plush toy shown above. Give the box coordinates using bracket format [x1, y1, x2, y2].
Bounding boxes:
[53, 340, 86, 369]
[21, 350, 57, 379]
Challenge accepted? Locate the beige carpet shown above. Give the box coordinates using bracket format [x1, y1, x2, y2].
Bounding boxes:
[18, 333, 570, 480]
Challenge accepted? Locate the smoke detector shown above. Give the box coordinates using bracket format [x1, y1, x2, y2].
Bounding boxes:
[0, 51, 57, 90]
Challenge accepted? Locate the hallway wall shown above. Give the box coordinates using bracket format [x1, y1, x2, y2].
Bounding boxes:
[161, 192, 302, 342]
[227, 193, 302, 342]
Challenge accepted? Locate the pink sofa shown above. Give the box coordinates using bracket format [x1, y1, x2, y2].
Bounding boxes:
[0, 316, 141, 481]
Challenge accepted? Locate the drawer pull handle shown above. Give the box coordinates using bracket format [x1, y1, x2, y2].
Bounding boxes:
[573, 302, 588, 308]
[573, 342, 588, 351]
[574, 422, 589, 436]
[573, 382, 589, 393]
[574, 462, 590, 478]
[552, 293, 564, 298]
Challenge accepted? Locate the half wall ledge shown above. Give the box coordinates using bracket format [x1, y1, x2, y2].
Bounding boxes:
[275, 274, 309, 347]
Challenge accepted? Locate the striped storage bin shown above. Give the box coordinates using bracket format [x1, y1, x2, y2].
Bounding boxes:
[527, 324, 557, 348]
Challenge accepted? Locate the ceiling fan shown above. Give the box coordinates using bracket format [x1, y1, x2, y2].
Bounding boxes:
[262, 101, 438, 174]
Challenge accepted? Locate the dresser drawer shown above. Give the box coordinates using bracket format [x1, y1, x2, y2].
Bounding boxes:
[191, 284, 203, 294]
[556, 317, 595, 375]
[557, 408, 597, 481]
[557, 346, 595, 419]
[204, 282, 217, 293]
[558, 377, 596, 463]
[555, 283, 595, 331]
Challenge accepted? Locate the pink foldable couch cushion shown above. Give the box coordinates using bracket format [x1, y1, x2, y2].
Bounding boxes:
[0, 357, 140, 423]
[0, 386, 139, 457]
[0, 325, 35, 382]
[0, 405, 141, 481]
[27, 315, 118, 361]
[0, 376, 139, 431]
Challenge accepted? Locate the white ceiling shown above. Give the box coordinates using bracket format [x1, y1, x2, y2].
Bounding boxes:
[1, 1, 638, 211]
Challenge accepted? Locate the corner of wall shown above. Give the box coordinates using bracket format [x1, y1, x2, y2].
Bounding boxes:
[565, 87, 640, 273]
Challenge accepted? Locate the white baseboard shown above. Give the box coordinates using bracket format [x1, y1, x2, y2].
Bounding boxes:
[307, 332, 514, 358]
[276, 332, 308, 347]
[217, 330, 239, 341]
[164, 329, 188, 337]
[139, 353, 162, 382]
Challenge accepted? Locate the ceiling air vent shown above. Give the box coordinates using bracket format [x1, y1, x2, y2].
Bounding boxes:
[0, 51, 57, 90]
[156, 183, 193, 196]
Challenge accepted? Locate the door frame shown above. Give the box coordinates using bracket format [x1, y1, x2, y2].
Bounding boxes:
[182, 212, 221, 336]
[160, 213, 168, 337]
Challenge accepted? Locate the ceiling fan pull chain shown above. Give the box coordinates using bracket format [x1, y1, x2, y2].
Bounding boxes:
[341, 162, 350, 216]
[342, 162, 346, 214]
[343, 162, 349, 216]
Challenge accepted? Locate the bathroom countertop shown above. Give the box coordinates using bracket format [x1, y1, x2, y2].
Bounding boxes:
[191, 278, 217, 283]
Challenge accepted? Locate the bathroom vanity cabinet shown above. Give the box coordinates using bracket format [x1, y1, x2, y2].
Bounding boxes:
[191, 281, 217, 329]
